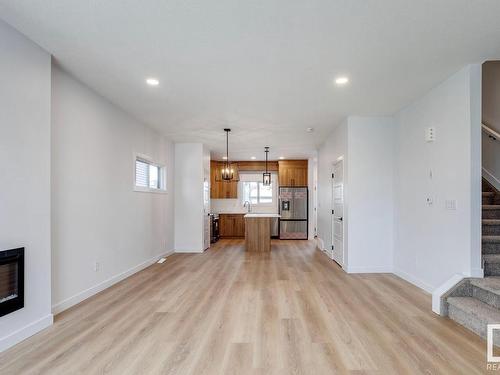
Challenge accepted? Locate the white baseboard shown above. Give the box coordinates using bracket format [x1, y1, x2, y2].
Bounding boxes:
[174, 249, 204, 253]
[483, 167, 500, 191]
[52, 250, 174, 315]
[393, 268, 434, 294]
[346, 265, 393, 274]
[0, 314, 53, 353]
[431, 273, 466, 315]
[316, 237, 326, 252]
[471, 267, 484, 278]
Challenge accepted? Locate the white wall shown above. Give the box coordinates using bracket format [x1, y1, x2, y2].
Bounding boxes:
[0, 20, 52, 352]
[317, 66, 482, 295]
[174, 143, 205, 252]
[347, 117, 395, 273]
[483, 61, 500, 134]
[483, 131, 500, 189]
[482, 61, 500, 188]
[317, 117, 395, 272]
[51, 65, 175, 313]
[308, 157, 317, 240]
[203, 145, 211, 215]
[394, 65, 482, 292]
[317, 120, 348, 254]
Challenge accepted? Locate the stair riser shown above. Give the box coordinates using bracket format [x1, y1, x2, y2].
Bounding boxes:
[448, 305, 500, 346]
[483, 209, 500, 220]
[483, 197, 494, 205]
[483, 182, 494, 192]
[483, 226, 500, 236]
[484, 261, 500, 276]
[473, 285, 500, 309]
[483, 242, 500, 254]
[448, 304, 500, 346]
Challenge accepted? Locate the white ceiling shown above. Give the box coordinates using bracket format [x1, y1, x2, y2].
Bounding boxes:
[2, 1, 500, 160]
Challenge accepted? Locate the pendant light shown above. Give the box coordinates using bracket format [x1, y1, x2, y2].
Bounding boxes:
[263, 146, 271, 185]
[221, 128, 234, 181]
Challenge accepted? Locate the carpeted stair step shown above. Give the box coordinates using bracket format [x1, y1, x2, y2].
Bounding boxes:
[471, 277, 500, 309]
[483, 236, 500, 254]
[483, 220, 500, 236]
[483, 205, 500, 220]
[447, 296, 500, 345]
[484, 254, 500, 276]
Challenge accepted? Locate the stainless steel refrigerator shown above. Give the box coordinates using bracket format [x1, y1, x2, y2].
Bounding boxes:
[279, 187, 308, 239]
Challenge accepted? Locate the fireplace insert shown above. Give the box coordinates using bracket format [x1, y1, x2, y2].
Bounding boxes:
[0, 248, 24, 317]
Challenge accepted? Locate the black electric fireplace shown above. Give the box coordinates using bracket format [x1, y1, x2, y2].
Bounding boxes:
[0, 248, 24, 317]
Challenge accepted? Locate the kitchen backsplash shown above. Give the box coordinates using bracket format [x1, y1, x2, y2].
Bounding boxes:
[211, 199, 278, 214]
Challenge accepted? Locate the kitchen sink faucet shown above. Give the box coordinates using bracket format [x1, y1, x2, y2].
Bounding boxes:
[243, 201, 252, 213]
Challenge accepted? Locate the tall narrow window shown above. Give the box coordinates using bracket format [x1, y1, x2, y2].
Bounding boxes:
[134, 155, 166, 192]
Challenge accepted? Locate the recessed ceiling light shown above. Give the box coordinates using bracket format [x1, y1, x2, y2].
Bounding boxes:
[335, 76, 349, 85]
[250, 156, 257, 160]
[279, 156, 285, 160]
[306, 127, 314, 133]
[222, 156, 228, 160]
[146, 78, 159, 86]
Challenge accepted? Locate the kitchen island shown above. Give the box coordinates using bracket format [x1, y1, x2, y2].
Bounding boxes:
[244, 213, 280, 252]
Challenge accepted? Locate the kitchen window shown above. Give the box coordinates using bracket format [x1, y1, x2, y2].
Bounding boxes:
[134, 154, 166, 193]
[242, 181, 273, 204]
[240, 172, 277, 207]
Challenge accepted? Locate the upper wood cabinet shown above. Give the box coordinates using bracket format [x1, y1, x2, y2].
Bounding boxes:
[211, 161, 238, 199]
[236, 161, 278, 172]
[278, 160, 308, 186]
[211, 159, 308, 198]
[214, 161, 239, 182]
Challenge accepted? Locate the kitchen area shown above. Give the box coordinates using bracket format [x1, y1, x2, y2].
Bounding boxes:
[209, 154, 310, 251]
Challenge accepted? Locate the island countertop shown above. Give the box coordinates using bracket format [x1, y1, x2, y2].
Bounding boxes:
[244, 213, 280, 218]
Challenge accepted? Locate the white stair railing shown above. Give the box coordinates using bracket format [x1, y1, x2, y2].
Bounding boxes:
[483, 123, 500, 142]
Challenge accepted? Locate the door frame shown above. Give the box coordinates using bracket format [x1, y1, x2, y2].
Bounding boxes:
[331, 157, 346, 269]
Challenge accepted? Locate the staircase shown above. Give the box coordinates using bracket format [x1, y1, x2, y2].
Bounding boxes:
[443, 179, 500, 344]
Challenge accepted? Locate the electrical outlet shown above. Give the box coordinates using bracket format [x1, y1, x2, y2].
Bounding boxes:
[94, 261, 99, 272]
[425, 127, 436, 142]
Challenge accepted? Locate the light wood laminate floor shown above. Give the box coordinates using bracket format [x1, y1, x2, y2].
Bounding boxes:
[0, 240, 489, 374]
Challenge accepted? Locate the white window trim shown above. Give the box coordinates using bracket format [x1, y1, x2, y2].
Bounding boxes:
[239, 172, 277, 208]
[133, 152, 167, 194]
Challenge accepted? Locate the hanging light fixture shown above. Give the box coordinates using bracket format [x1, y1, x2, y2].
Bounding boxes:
[221, 128, 234, 181]
[263, 146, 271, 185]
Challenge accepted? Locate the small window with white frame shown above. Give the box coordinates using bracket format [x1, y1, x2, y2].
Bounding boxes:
[134, 154, 166, 193]
[240, 172, 277, 207]
[242, 181, 273, 204]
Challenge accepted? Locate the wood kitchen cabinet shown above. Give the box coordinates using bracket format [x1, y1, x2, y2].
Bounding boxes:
[213, 161, 239, 182]
[219, 214, 245, 238]
[210, 161, 238, 199]
[278, 160, 308, 186]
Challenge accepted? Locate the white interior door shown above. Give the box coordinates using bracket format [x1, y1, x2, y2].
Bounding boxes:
[331, 160, 344, 266]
